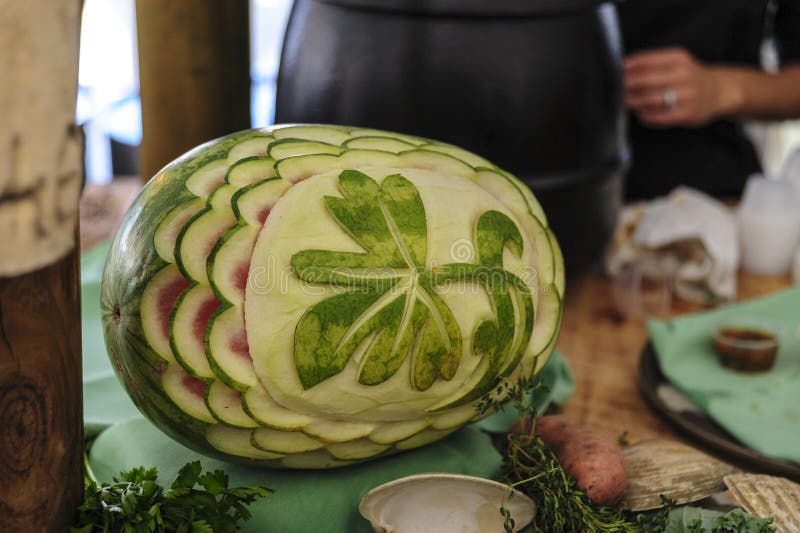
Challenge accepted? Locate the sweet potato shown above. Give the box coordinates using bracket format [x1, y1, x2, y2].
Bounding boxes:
[510, 415, 628, 506]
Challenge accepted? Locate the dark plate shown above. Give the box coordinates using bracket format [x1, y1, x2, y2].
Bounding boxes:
[638, 343, 800, 482]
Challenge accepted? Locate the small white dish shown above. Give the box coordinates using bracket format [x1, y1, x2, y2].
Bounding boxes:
[359, 473, 535, 533]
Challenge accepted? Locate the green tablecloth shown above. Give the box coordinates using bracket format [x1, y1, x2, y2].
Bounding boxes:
[82, 241, 574, 531]
[648, 286, 800, 463]
[91, 419, 502, 533]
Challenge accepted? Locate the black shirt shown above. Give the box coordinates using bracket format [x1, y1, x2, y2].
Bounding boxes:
[618, 0, 800, 199]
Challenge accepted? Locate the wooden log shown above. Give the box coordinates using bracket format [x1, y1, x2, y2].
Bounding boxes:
[0, 1, 84, 530]
[136, 0, 251, 182]
[0, 246, 83, 531]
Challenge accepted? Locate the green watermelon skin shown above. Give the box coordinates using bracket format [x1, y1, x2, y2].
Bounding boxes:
[101, 125, 565, 467]
[101, 131, 271, 463]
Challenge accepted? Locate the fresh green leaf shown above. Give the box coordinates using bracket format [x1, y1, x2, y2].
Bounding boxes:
[190, 520, 214, 533]
[660, 506, 775, 533]
[687, 517, 706, 533]
[72, 462, 271, 532]
[197, 469, 227, 495]
[172, 461, 201, 490]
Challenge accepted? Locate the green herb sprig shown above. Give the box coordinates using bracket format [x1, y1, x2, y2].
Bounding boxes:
[503, 421, 637, 532]
[483, 374, 636, 532]
[72, 461, 271, 532]
[664, 507, 775, 533]
[487, 374, 776, 533]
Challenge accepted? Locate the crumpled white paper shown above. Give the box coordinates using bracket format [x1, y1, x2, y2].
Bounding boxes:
[606, 187, 739, 303]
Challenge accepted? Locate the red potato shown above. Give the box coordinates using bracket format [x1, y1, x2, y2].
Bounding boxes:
[510, 415, 628, 506]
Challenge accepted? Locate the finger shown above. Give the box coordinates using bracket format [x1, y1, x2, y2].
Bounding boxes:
[625, 89, 673, 111]
[624, 48, 689, 72]
[624, 69, 683, 92]
[626, 86, 685, 113]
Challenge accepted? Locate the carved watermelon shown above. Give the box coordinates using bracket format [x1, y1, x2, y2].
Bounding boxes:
[101, 125, 564, 468]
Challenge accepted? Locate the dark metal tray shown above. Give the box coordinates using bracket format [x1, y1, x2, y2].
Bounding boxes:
[638, 343, 800, 482]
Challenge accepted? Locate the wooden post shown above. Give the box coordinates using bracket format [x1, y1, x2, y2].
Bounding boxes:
[0, 1, 84, 531]
[136, 0, 251, 182]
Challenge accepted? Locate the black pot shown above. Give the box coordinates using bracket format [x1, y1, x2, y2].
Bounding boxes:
[275, 0, 628, 275]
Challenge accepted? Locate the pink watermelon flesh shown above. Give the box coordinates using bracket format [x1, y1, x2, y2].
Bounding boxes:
[159, 277, 190, 339]
[233, 262, 249, 295]
[229, 326, 252, 361]
[193, 295, 221, 340]
[181, 372, 207, 399]
[205, 226, 229, 258]
[207, 193, 276, 370]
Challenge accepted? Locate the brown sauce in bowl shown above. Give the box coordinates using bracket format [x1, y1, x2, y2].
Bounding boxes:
[713, 327, 779, 372]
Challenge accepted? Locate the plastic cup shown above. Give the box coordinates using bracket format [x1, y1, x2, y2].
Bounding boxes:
[737, 176, 800, 275]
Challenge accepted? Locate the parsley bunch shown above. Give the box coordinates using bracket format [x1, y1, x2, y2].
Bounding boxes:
[72, 461, 271, 532]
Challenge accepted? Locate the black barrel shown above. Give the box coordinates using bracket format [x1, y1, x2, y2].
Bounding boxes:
[275, 0, 628, 275]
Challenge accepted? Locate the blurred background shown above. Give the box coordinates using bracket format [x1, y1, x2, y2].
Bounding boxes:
[77, 0, 800, 184]
[78, 0, 292, 182]
[77, 0, 800, 286]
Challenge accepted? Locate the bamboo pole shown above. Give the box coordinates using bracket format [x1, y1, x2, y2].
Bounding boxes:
[0, 1, 84, 531]
[136, 0, 251, 182]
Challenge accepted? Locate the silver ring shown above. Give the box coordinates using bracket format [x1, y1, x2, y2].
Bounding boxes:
[662, 88, 677, 110]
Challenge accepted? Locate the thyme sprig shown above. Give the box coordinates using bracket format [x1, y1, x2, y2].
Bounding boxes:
[489, 373, 776, 533]
[484, 373, 637, 532]
[503, 422, 637, 532]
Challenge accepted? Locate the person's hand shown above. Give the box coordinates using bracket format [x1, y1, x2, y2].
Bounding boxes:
[623, 47, 739, 127]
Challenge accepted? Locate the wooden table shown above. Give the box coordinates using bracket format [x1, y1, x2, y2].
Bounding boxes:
[557, 271, 792, 451]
